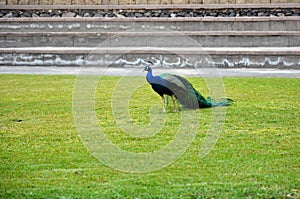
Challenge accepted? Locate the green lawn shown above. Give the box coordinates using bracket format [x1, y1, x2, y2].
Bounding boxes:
[0, 75, 299, 198]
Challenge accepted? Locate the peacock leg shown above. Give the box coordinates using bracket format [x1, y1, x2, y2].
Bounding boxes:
[171, 95, 178, 112]
[161, 95, 166, 113]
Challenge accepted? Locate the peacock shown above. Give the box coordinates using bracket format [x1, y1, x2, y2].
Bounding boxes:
[144, 65, 233, 113]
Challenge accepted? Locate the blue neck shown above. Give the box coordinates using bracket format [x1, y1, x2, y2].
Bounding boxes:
[146, 69, 164, 85]
[146, 69, 153, 82]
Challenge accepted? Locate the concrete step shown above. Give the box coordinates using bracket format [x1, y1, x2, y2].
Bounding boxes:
[0, 47, 299, 68]
[1, 31, 300, 48]
[1, 17, 299, 32]
[1, 5, 299, 69]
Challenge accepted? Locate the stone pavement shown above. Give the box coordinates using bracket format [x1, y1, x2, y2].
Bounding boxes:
[1, 66, 299, 78]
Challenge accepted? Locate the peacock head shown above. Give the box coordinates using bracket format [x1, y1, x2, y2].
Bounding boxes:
[144, 61, 153, 72]
[144, 65, 151, 72]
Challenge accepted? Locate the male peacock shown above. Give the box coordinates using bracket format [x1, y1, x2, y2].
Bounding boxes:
[144, 65, 233, 113]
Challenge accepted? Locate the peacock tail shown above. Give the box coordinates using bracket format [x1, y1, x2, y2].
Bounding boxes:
[159, 73, 233, 109]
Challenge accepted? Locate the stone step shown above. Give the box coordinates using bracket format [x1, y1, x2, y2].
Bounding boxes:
[3, 4, 300, 10]
[1, 47, 299, 68]
[1, 17, 299, 32]
[1, 31, 300, 47]
[1, 4, 300, 18]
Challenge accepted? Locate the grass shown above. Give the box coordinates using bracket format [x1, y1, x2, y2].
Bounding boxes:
[0, 75, 299, 198]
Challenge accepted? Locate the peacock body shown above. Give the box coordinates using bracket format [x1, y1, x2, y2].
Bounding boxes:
[144, 66, 232, 112]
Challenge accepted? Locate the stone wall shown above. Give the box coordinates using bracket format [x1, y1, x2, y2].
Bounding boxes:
[1, 0, 300, 5]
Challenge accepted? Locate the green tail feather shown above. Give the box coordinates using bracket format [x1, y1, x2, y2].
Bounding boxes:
[207, 97, 234, 107]
[193, 89, 233, 108]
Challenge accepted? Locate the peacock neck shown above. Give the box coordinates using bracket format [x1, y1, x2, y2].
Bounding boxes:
[146, 69, 164, 85]
[146, 69, 154, 83]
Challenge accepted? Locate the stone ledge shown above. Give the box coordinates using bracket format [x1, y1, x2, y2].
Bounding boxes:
[1, 47, 299, 68]
[1, 16, 299, 22]
[1, 31, 300, 36]
[2, 4, 300, 10]
[1, 47, 300, 55]
[1, 4, 300, 18]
